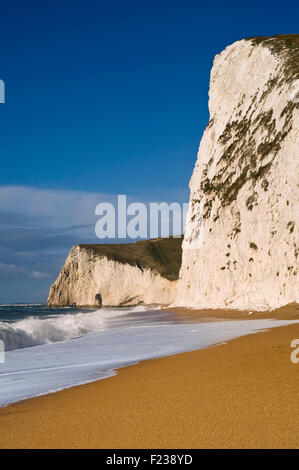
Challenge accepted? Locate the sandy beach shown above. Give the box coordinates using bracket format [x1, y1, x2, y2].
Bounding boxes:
[0, 311, 298, 449]
[166, 303, 299, 322]
[0, 0, 298, 453]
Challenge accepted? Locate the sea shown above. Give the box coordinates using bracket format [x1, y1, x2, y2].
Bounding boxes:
[0, 304, 297, 407]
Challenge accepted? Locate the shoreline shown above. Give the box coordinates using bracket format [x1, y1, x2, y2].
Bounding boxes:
[0, 304, 298, 409]
[165, 302, 299, 321]
[0, 318, 299, 448]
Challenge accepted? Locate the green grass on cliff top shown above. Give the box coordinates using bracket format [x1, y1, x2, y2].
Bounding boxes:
[78, 237, 183, 281]
[246, 34, 299, 82]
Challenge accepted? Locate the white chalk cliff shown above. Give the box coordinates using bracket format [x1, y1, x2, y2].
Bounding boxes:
[48, 35, 298, 311]
[176, 35, 299, 310]
[47, 239, 182, 307]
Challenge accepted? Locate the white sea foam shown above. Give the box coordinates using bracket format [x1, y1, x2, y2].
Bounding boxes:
[0, 308, 298, 407]
[0, 306, 150, 351]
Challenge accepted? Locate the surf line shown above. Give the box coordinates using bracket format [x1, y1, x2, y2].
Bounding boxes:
[0, 361, 119, 377]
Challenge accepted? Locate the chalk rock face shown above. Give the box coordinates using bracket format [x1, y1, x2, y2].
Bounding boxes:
[47, 238, 182, 307]
[176, 35, 299, 310]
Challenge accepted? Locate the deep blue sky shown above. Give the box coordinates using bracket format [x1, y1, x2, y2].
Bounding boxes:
[0, 0, 298, 302]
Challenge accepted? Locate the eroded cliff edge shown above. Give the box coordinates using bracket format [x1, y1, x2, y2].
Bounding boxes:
[47, 237, 182, 307]
[48, 35, 298, 311]
[176, 35, 299, 310]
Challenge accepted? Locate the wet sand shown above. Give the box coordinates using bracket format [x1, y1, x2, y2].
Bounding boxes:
[0, 316, 298, 449]
[166, 302, 299, 322]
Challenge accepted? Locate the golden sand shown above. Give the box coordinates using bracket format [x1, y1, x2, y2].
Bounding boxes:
[0, 314, 298, 449]
[166, 302, 299, 322]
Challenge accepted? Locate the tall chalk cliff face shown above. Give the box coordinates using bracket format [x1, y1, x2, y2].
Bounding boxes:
[176, 35, 299, 310]
[47, 238, 182, 307]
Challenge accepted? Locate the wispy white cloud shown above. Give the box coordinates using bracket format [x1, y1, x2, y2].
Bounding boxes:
[0, 185, 115, 229]
[0, 185, 188, 228]
[0, 263, 49, 280]
[0, 184, 188, 302]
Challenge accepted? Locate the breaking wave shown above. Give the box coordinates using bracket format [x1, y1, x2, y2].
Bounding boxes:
[0, 306, 150, 351]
